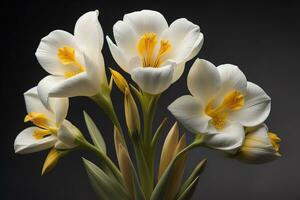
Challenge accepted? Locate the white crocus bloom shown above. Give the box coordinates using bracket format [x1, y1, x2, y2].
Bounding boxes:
[36, 10, 106, 106]
[237, 124, 281, 164]
[107, 10, 203, 95]
[168, 59, 271, 152]
[14, 87, 79, 154]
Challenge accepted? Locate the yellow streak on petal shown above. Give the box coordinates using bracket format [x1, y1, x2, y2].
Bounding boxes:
[138, 32, 157, 67]
[205, 90, 245, 130]
[33, 129, 52, 140]
[57, 46, 86, 78]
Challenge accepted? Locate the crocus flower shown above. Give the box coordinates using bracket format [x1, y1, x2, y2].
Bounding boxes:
[35, 10, 106, 106]
[14, 87, 79, 154]
[107, 10, 203, 94]
[237, 124, 281, 164]
[168, 59, 271, 152]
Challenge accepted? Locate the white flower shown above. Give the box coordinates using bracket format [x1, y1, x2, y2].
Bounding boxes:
[14, 87, 78, 154]
[35, 10, 106, 106]
[107, 10, 203, 95]
[237, 124, 281, 164]
[168, 59, 271, 152]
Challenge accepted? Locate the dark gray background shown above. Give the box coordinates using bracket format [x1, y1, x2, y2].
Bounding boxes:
[2, 1, 300, 199]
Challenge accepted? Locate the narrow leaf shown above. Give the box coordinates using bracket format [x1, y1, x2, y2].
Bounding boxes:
[151, 151, 185, 200]
[151, 117, 168, 148]
[82, 158, 130, 200]
[83, 111, 106, 153]
[176, 176, 200, 200]
[178, 159, 207, 197]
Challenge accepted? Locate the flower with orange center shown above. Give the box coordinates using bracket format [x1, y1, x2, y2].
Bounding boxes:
[35, 10, 107, 106]
[107, 10, 203, 94]
[168, 59, 271, 153]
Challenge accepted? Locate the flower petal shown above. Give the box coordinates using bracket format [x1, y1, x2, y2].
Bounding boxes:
[203, 122, 245, 153]
[113, 20, 138, 59]
[172, 63, 185, 82]
[217, 64, 247, 96]
[24, 87, 53, 118]
[131, 63, 175, 94]
[74, 10, 107, 84]
[123, 10, 168, 37]
[37, 75, 65, 106]
[168, 95, 210, 133]
[107, 36, 131, 72]
[35, 30, 78, 75]
[161, 18, 203, 63]
[187, 59, 221, 103]
[14, 127, 57, 154]
[229, 82, 271, 127]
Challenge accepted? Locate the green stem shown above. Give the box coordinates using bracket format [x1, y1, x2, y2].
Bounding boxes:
[80, 139, 124, 184]
[91, 91, 127, 148]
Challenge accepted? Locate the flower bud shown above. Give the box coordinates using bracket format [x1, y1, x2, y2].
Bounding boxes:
[124, 88, 140, 135]
[42, 148, 66, 175]
[237, 124, 281, 164]
[110, 68, 129, 93]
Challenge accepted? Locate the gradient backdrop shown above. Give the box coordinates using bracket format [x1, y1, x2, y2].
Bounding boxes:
[3, 1, 300, 199]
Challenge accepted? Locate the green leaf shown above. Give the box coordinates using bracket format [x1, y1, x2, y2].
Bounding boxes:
[177, 159, 207, 197]
[82, 158, 130, 200]
[176, 176, 200, 200]
[151, 117, 168, 148]
[150, 152, 185, 200]
[83, 111, 107, 154]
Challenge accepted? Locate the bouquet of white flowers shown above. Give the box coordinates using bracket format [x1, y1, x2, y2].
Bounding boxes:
[14, 10, 281, 200]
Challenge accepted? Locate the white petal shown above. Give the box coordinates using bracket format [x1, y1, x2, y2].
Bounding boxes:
[35, 30, 78, 75]
[203, 123, 245, 153]
[217, 64, 247, 96]
[187, 59, 221, 102]
[131, 63, 175, 95]
[230, 82, 271, 127]
[37, 75, 65, 107]
[74, 10, 107, 84]
[24, 87, 53, 118]
[123, 10, 168, 37]
[51, 73, 99, 97]
[113, 20, 138, 59]
[161, 18, 203, 63]
[168, 95, 210, 133]
[57, 120, 79, 148]
[14, 127, 57, 154]
[172, 63, 185, 83]
[107, 36, 131, 72]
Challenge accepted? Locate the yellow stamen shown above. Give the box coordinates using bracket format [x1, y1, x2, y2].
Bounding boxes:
[137, 32, 171, 67]
[33, 129, 52, 140]
[25, 112, 58, 135]
[205, 90, 245, 129]
[57, 46, 86, 78]
[268, 132, 281, 152]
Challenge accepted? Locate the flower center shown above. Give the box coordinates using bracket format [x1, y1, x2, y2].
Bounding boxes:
[268, 132, 281, 152]
[24, 112, 58, 140]
[57, 46, 86, 78]
[137, 32, 171, 67]
[205, 91, 245, 129]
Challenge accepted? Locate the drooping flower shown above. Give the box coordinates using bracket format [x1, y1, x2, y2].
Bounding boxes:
[236, 124, 281, 164]
[168, 59, 271, 152]
[14, 87, 79, 154]
[35, 10, 106, 106]
[107, 10, 203, 95]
